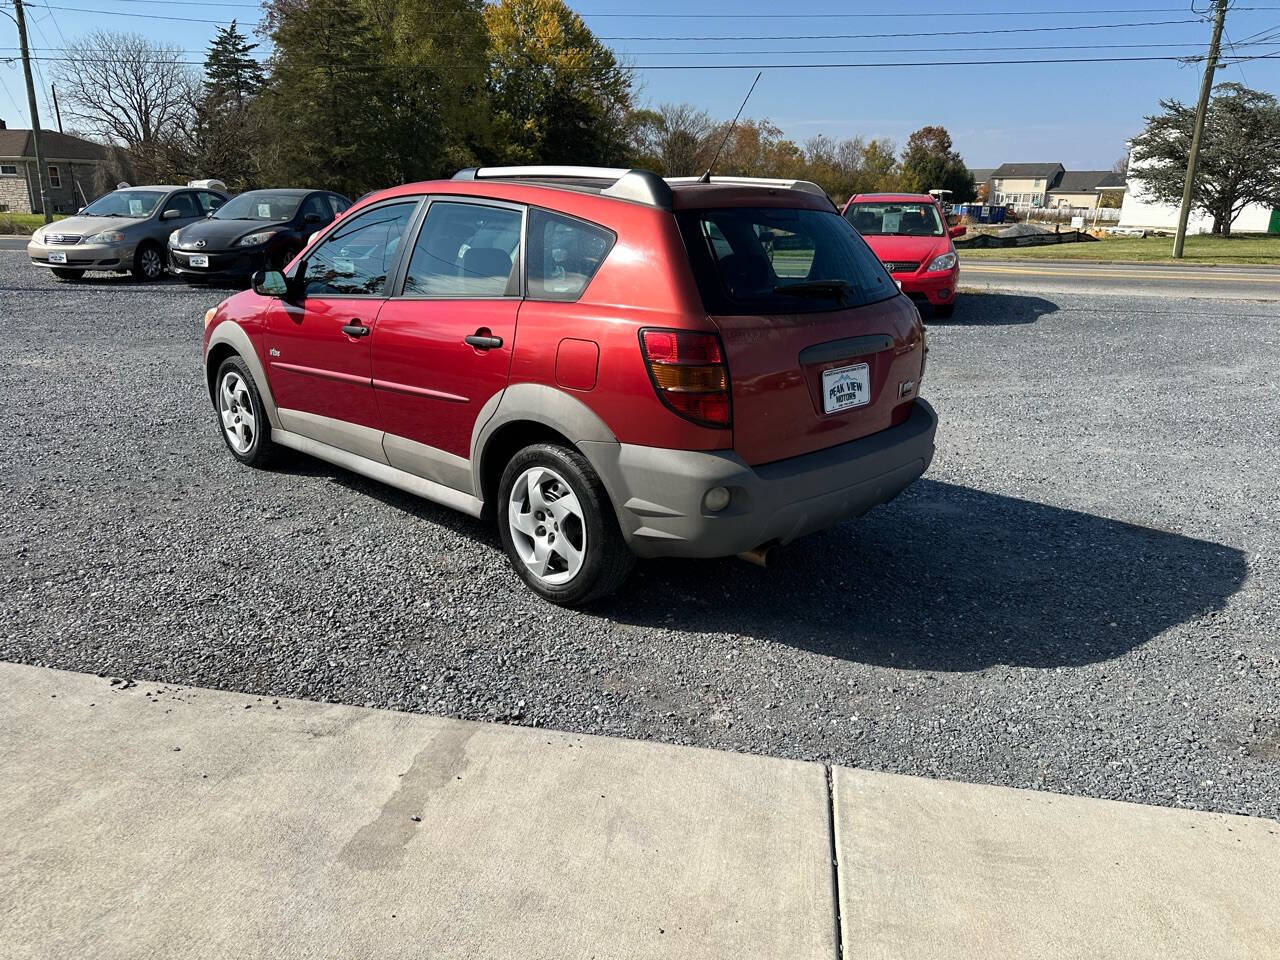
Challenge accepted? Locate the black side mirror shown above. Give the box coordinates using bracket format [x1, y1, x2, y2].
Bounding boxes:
[303, 212, 324, 225]
[252, 269, 288, 297]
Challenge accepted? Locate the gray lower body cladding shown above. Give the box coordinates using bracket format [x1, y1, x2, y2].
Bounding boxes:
[582, 398, 938, 559]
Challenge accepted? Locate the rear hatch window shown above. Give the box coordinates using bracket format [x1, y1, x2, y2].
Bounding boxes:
[676, 206, 895, 315]
[677, 206, 920, 466]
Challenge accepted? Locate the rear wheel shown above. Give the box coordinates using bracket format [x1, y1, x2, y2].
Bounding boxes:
[498, 443, 634, 606]
[132, 242, 165, 281]
[51, 268, 85, 280]
[214, 356, 278, 468]
[934, 303, 955, 319]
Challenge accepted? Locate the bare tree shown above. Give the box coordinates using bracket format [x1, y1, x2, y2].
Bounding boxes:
[630, 103, 716, 175]
[52, 31, 198, 178]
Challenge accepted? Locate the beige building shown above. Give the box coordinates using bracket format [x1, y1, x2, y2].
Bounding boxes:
[0, 122, 106, 215]
[1045, 170, 1127, 212]
[988, 162, 1063, 209]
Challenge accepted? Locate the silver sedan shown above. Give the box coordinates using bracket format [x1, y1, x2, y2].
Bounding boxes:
[28, 185, 228, 281]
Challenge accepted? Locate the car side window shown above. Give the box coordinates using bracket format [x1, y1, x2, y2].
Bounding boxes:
[302, 201, 417, 297]
[328, 195, 351, 217]
[402, 201, 522, 298]
[299, 194, 331, 226]
[526, 208, 615, 302]
[166, 192, 198, 218]
[196, 191, 224, 215]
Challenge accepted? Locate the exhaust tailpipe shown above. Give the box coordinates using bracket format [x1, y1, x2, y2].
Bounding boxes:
[738, 545, 775, 568]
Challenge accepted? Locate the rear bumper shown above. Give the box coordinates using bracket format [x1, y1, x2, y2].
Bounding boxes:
[896, 269, 957, 305]
[582, 398, 937, 559]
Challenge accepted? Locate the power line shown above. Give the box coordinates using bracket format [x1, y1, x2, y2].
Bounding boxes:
[13, 39, 1280, 57]
[30, 7, 1217, 37]
[48, 0, 1280, 12]
[13, 52, 1246, 70]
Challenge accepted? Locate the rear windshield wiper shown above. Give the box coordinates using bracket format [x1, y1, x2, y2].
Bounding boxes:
[774, 279, 853, 302]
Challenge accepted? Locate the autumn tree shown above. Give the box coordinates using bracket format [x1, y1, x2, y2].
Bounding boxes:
[899, 125, 974, 200]
[628, 103, 716, 175]
[485, 0, 633, 165]
[1130, 82, 1280, 236]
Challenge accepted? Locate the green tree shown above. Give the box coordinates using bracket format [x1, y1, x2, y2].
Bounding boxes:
[259, 0, 389, 196]
[1130, 82, 1280, 236]
[206, 20, 265, 108]
[360, 0, 490, 183]
[485, 0, 633, 165]
[191, 20, 267, 189]
[898, 125, 974, 201]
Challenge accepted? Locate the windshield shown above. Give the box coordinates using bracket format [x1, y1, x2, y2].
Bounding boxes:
[214, 193, 304, 222]
[844, 202, 945, 237]
[676, 206, 894, 314]
[80, 190, 165, 219]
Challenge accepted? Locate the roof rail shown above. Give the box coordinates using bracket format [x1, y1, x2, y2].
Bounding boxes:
[453, 165, 673, 209]
[450, 167, 832, 210]
[665, 175, 831, 201]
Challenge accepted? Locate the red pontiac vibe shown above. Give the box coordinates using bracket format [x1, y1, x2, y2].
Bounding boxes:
[201, 167, 937, 604]
[841, 193, 966, 318]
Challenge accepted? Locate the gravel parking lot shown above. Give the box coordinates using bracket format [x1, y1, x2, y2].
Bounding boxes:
[1, 252, 1277, 818]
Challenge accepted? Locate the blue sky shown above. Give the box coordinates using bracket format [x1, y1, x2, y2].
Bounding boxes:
[3, 0, 1279, 169]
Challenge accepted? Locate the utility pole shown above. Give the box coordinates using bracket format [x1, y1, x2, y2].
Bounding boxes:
[1172, 0, 1227, 259]
[11, 0, 54, 224]
[50, 83, 62, 133]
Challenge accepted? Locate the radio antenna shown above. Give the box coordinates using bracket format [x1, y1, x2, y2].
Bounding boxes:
[699, 71, 762, 184]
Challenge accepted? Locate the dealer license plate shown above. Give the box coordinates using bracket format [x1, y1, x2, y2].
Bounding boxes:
[48, 251, 66, 264]
[821, 362, 871, 414]
[188, 255, 209, 268]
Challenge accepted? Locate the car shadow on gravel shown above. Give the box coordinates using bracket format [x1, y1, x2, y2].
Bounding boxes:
[603, 479, 1248, 671]
[940, 292, 1059, 325]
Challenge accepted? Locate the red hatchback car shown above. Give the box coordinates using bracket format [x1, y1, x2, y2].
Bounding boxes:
[841, 193, 965, 318]
[202, 167, 937, 604]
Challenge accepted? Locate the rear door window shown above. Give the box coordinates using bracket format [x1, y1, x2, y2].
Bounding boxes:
[302, 200, 418, 297]
[677, 206, 894, 314]
[526, 208, 615, 302]
[402, 200, 522, 298]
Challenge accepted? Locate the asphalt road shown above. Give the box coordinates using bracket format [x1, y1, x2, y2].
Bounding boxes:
[961, 257, 1280, 301]
[1, 254, 1277, 819]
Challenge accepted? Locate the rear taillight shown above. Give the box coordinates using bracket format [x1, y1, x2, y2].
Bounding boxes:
[639, 328, 731, 429]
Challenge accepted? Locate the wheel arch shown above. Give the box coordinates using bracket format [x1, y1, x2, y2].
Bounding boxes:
[471, 383, 619, 509]
[203, 321, 282, 430]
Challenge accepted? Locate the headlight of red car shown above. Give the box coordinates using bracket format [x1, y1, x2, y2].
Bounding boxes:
[926, 251, 957, 272]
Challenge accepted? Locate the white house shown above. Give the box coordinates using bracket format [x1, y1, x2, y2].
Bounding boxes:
[1118, 158, 1278, 233]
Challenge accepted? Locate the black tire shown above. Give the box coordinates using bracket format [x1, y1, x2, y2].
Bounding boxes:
[497, 442, 634, 606]
[934, 303, 955, 319]
[213, 355, 278, 468]
[50, 268, 85, 280]
[132, 241, 165, 281]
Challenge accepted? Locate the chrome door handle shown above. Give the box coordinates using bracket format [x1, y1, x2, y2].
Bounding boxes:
[465, 334, 503, 349]
[341, 322, 370, 337]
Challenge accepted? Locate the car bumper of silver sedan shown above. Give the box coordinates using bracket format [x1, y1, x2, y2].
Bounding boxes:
[28, 240, 134, 271]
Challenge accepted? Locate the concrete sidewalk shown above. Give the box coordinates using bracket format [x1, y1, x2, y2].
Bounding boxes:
[2, 663, 1276, 960]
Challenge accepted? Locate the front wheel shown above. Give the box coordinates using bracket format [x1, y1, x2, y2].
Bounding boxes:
[51, 268, 85, 280]
[498, 443, 634, 605]
[214, 356, 278, 468]
[132, 242, 165, 281]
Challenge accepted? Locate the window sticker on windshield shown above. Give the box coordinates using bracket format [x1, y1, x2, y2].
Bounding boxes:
[882, 211, 901, 233]
[129, 199, 145, 217]
[258, 203, 273, 219]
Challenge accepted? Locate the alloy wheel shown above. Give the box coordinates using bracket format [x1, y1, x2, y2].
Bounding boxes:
[218, 371, 257, 454]
[507, 465, 587, 585]
[140, 247, 163, 279]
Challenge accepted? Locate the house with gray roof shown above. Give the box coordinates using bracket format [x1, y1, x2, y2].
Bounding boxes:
[0, 119, 107, 215]
[988, 162, 1126, 213]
